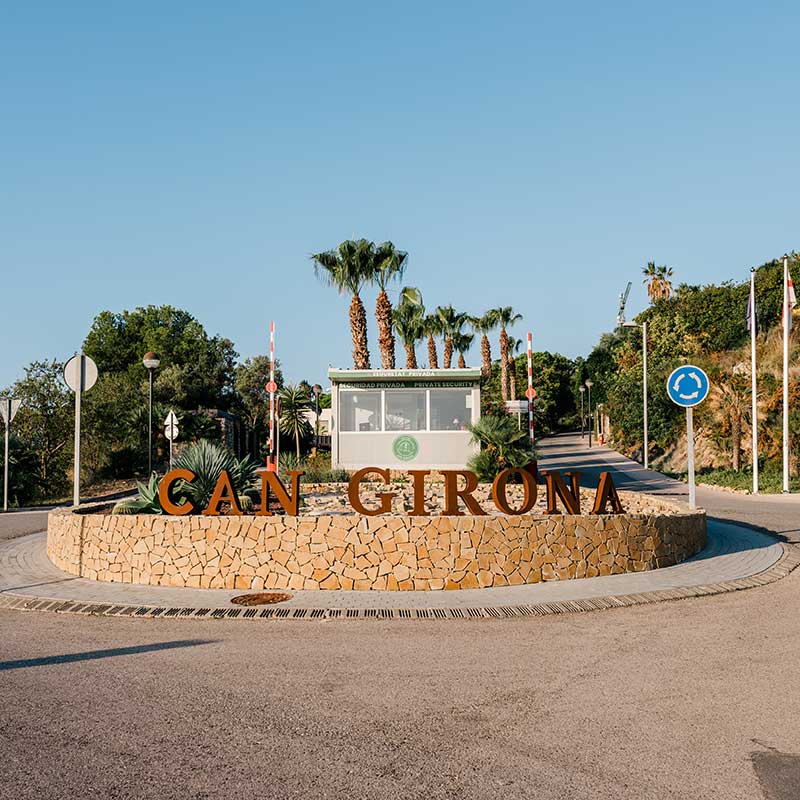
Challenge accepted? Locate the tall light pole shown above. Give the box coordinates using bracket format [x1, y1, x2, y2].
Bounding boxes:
[579, 385, 586, 438]
[312, 384, 322, 451]
[621, 321, 649, 469]
[585, 379, 594, 448]
[143, 352, 160, 476]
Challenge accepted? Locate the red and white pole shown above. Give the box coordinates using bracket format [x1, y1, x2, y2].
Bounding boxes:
[267, 321, 276, 472]
[526, 332, 534, 447]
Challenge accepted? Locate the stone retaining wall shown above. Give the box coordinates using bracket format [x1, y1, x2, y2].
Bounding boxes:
[47, 503, 707, 591]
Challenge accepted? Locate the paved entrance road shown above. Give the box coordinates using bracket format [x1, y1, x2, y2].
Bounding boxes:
[0, 436, 798, 800]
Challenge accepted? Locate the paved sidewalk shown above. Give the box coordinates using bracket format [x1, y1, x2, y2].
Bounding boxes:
[0, 521, 789, 618]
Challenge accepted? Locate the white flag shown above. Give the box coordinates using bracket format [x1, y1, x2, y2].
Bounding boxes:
[787, 271, 797, 329]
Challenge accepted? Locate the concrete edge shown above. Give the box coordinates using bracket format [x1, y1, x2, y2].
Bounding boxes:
[1, 542, 797, 623]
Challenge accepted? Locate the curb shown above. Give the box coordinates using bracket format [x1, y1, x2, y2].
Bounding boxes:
[1, 542, 798, 622]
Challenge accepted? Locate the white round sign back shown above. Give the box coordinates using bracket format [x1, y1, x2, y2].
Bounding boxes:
[64, 354, 99, 393]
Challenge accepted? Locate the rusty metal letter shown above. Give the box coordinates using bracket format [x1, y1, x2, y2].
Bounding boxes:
[158, 468, 196, 516]
[491, 467, 538, 515]
[541, 470, 582, 514]
[441, 470, 486, 516]
[348, 467, 397, 515]
[203, 470, 243, 516]
[259, 469, 304, 516]
[591, 471, 624, 514]
[407, 470, 430, 516]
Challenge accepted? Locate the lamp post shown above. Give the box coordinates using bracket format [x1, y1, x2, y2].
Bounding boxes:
[142, 352, 160, 475]
[312, 384, 322, 451]
[585, 380, 594, 448]
[579, 385, 586, 439]
[622, 321, 649, 469]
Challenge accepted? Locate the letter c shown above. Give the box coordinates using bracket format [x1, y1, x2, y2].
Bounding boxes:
[158, 468, 196, 516]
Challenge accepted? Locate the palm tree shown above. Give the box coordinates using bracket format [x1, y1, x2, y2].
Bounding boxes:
[643, 261, 674, 303]
[278, 384, 312, 461]
[506, 337, 523, 399]
[393, 288, 426, 369]
[454, 331, 474, 368]
[423, 314, 444, 369]
[436, 305, 460, 369]
[311, 239, 376, 369]
[494, 307, 522, 401]
[471, 311, 499, 379]
[372, 242, 409, 369]
[707, 375, 749, 471]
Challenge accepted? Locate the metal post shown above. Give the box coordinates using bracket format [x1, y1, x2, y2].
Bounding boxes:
[750, 268, 759, 494]
[148, 368, 154, 476]
[783, 255, 790, 493]
[587, 385, 593, 448]
[642, 321, 649, 470]
[73, 357, 83, 508]
[315, 394, 320, 451]
[687, 406, 696, 509]
[3, 404, 9, 512]
[579, 389, 585, 438]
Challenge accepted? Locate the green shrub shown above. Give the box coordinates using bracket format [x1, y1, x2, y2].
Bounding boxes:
[467, 414, 535, 482]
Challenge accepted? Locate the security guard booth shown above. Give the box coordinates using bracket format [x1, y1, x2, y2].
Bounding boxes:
[328, 368, 481, 471]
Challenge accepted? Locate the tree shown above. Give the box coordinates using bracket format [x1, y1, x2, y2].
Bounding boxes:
[278, 384, 312, 460]
[311, 239, 377, 369]
[493, 307, 522, 401]
[234, 356, 284, 457]
[506, 337, 523, 398]
[707, 374, 749, 471]
[471, 311, 499, 379]
[436, 306, 468, 369]
[454, 331, 474, 369]
[643, 262, 674, 303]
[372, 242, 409, 369]
[423, 314, 443, 369]
[393, 288, 426, 369]
[2, 360, 73, 499]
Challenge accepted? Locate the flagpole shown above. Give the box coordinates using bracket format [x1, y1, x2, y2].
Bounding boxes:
[783, 255, 790, 493]
[750, 268, 758, 494]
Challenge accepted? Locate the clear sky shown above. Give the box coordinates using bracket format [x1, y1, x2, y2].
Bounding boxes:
[2, 1, 798, 389]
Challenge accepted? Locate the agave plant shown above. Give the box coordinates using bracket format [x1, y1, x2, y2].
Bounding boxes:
[171, 440, 258, 511]
[112, 473, 163, 515]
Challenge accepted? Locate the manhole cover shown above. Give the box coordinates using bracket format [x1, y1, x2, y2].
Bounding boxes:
[230, 592, 292, 607]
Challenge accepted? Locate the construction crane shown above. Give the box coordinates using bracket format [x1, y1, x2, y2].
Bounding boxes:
[616, 281, 632, 327]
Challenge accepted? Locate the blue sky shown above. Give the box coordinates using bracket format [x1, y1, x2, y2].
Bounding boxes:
[2, 1, 798, 389]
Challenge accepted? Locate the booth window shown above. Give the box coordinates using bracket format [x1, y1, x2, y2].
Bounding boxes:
[430, 389, 471, 430]
[340, 390, 382, 432]
[384, 390, 427, 431]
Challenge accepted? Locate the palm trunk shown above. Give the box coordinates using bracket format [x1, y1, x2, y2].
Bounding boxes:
[443, 336, 453, 369]
[499, 328, 509, 401]
[350, 293, 370, 369]
[508, 353, 517, 399]
[427, 334, 438, 369]
[481, 334, 491, 379]
[296, 429, 301, 461]
[375, 289, 395, 369]
[458, 352, 466, 369]
[405, 342, 418, 369]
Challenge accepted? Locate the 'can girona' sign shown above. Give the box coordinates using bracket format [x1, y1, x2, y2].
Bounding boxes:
[157, 467, 624, 517]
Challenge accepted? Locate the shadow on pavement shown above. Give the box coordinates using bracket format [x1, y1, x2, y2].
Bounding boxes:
[0, 639, 214, 671]
[751, 745, 800, 800]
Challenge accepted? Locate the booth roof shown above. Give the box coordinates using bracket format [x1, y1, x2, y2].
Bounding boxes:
[328, 367, 481, 383]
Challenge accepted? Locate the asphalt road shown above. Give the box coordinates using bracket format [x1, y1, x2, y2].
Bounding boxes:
[0, 437, 798, 799]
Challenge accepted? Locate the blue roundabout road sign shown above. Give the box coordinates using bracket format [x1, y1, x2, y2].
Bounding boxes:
[666, 364, 710, 407]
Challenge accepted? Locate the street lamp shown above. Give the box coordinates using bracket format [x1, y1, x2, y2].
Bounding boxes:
[579, 385, 586, 439]
[584, 380, 594, 448]
[142, 352, 160, 475]
[621, 321, 649, 470]
[312, 384, 322, 451]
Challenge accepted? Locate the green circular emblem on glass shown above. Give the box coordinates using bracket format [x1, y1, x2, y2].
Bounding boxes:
[392, 435, 419, 461]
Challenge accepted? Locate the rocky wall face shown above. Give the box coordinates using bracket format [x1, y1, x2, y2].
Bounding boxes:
[47, 506, 707, 591]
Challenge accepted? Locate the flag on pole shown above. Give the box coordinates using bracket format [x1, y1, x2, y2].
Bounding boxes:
[789, 270, 797, 324]
[746, 280, 756, 332]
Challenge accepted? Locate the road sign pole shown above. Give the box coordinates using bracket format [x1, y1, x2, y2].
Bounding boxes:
[3, 405, 9, 512]
[642, 321, 649, 470]
[73, 358, 83, 508]
[687, 407, 696, 509]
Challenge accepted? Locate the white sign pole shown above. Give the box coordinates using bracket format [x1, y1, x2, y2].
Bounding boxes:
[687, 407, 696, 509]
[783, 255, 790, 493]
[642, 321, 649, 470]
[3, 401, 9, 512]
[73, 358, 83, 508]
[750, 268, 759, 494]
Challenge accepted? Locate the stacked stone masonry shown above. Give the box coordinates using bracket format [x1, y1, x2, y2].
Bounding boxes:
[47, 502, 707, 591]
